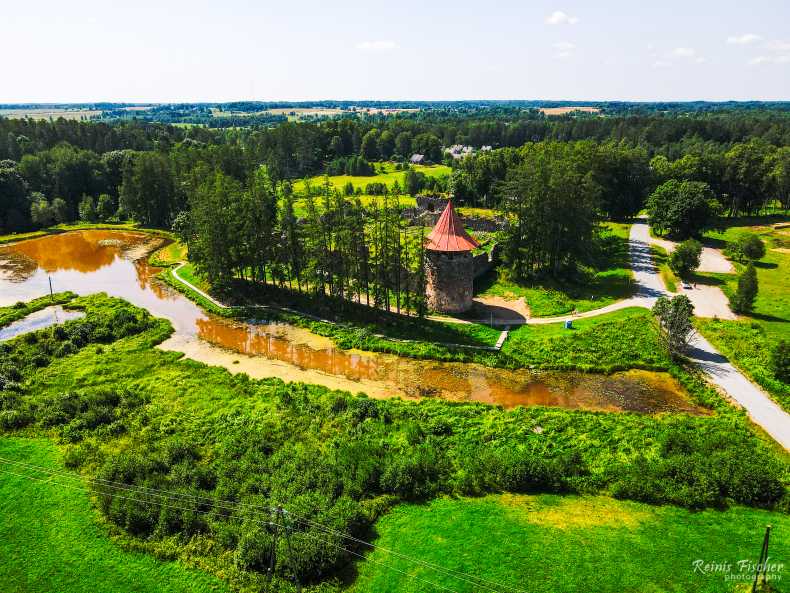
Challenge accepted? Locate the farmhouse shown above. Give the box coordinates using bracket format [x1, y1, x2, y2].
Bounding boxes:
[425, 200, 480, 313]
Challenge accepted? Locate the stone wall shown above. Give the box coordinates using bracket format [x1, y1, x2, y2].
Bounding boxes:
[426, 250, 475, 313]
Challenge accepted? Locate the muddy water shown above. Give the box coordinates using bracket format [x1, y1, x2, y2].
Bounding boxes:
[0, 306, 85, 341]
[0, 230, 702, 413]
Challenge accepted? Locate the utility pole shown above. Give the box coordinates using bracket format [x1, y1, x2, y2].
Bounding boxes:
[49, 276, 54, 301]
[266, 506, 302, 593]
[751, 524, 772, 593]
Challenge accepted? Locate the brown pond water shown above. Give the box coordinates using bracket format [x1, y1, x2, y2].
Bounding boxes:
[0, 230, 703, 413]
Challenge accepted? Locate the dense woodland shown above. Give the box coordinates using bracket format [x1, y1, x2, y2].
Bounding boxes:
[2, 108, 790, 296]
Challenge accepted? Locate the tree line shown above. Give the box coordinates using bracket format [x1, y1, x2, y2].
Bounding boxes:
[179, 170, 429, 316]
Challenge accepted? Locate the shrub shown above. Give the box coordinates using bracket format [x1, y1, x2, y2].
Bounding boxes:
[772, 340, 790, 383]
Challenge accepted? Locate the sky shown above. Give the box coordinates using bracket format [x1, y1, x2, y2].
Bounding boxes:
[2, 0, 789, 103]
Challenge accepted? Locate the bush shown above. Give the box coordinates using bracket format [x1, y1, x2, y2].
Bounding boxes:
[772, 340, 790, 383]
[732, 232, 766, 261]
[731, 263, 759, 314]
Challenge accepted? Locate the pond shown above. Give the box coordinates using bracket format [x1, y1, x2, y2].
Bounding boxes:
[0, 230, 703, 413]
[0, 305, 85, 341]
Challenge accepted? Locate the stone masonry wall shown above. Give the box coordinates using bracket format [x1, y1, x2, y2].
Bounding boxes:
[426, 250, 475, 313]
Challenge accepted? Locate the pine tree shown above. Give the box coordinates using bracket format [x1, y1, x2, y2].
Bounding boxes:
[731, 262, 758, 314]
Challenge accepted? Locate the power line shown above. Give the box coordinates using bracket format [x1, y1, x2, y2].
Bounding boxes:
[0, 456, 527, 593]
[0, 465, 515, 593]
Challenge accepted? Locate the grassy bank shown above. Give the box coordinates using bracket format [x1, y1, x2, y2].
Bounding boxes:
[475, 222, 633, 317]
[0, 292, 76, 327]
[0, 221, 175, 246]
[352, 494, 789, 593]
[0, 438, 228, 593]
[0, 294, 786, 592]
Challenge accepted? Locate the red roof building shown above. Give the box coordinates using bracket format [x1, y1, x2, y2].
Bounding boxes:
[425, 200, 479, 252]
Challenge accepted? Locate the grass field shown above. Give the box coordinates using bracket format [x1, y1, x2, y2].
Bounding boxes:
[0, 437, 228, 593]
[293, 162, 451, 196]
[696, 217, 790, 411]
[476, 223, 633, 317]
[352, 494, 788, 593]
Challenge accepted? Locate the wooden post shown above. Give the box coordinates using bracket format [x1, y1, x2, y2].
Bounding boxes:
[49, 276, 53, 301]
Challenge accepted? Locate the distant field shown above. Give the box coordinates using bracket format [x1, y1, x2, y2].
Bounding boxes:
[211, 106, 419, 121]
[0, 108, 103, 120]
[539, 106, 601, 115]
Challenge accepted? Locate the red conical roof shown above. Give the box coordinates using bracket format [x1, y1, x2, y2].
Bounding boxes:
[425, 200, 480, 252]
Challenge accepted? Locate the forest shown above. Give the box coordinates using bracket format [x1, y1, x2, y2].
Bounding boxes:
[2, 108, 790, 303]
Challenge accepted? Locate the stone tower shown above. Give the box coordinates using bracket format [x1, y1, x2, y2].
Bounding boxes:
[424, 200, 479, 314]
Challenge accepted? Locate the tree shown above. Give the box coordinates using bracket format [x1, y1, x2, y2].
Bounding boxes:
[771, 340, 790, 383]
[360, 129, 380, 161]
[96, 193, 116, 221]
[50, 198, 70, 223]
[377, 131, 395, 160]
[394, 131, 412, 158]
[647, 180, 717, 239]
[731, 263, 758, 314]
[771, 146, 790, 210]
[411, 133, 442, 163]
[669, 239, 702, 279]
[119, 152, 177, 227]
[498, 142, 600, 278]
[29, 194, 55, 227]
[724, 140, 774, 216]
[652, 295, 695, 359]
[732, 233, 766, 262]
[78, 194, 97, 222]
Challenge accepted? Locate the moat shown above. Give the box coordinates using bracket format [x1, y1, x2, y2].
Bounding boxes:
[0, 230, 703, 414]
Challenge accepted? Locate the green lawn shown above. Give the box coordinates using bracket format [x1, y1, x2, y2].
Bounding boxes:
[503, 307, 670, 372]
[696, 217, 790, 411]
[0, 437, 228, 593]
[293, 162, 451, 196]
[476, 222, 634, 317]
[352, 494, 789, 593]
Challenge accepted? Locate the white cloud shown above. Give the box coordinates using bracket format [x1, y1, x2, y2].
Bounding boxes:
[750, 54, 790, 65]
[545, 11, 579, 25]
[765, 40, 790, 52]
[553, 41, 576, 51]
[727, 33, 762, 45]
[652, 60, 671, 69]
[672, 47, 696, 58]
[355, 40, 399, 51]
[695, 57, 707, 64]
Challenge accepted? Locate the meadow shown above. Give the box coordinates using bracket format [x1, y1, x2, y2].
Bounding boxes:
[292, 162, 451, 196]
[0, 438, 229, 593]
[352, 494, 788, 593]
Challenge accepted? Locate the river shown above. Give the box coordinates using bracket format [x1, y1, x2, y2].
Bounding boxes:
[0, 230, 702, 413]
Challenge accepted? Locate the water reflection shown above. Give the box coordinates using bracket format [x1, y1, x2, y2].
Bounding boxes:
[0, 305, 85, 341]
[0, 230, 703, 413]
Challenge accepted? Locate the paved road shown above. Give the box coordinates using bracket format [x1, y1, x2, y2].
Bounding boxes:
[636, 219, 790, 450]
[446, 219, 790, 449]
